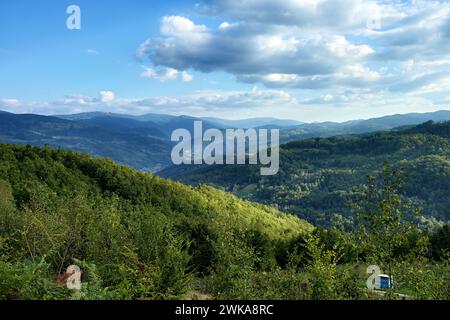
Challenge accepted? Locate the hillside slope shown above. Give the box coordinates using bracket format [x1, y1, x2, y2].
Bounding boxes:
[161, 121, 450, 226]
[0, 112, 171, 171]
[1, 145, 449, 300]
[0, 144, 311, 299]
[0, 143, 310, 240]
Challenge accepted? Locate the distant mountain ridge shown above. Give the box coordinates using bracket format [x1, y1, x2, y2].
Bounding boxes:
[56, 112, 304, 128]
[0, 112, 171, 171]
[279, 110, 450, 143]
[201, 117, 303, 128]
[1, 109, 450, 173]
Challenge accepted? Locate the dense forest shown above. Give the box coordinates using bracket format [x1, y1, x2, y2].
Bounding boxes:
[0, 143, 449, 299]
[161, 121, 450, 227]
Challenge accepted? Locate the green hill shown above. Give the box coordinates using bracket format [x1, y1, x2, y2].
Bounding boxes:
[1, 144, 448, 300]
[161, 121, 450, 227]
[0, 144, 310, 299]
[0, 112, 171, 172]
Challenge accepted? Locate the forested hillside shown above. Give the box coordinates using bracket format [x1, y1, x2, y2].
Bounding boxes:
[0, 144, 449, 300]
[0, 112, 171, 171]
[0, 144, 311, 299]
[161, 121, 450, 227]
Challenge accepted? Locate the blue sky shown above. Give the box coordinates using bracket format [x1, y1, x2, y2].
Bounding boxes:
[1, 0, 450, 122]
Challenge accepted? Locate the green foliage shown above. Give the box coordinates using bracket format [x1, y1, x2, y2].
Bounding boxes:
[304, 234, 341, 299]
[0, 144, 309, 300]
[393, 258, 450, 300]
[0, 144, 448, 300]
[430, 223, 450, 260]
[0, 257, 68, 300]
[164, 121, 450, 227]
[356, 163, 416, 276]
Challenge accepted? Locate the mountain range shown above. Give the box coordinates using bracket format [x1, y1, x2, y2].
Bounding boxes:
[279, 110, 450, 143]
[1, 108, 450, 173]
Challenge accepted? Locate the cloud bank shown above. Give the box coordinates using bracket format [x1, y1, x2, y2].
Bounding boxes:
[136, 0, 450, 97]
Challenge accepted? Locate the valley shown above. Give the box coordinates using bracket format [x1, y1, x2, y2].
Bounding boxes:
[161, 121, 450, 227]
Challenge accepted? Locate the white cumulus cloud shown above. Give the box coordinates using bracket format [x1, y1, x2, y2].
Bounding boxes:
[99, 91, 115, 103]
[140, 67, 193, 82]
[135, 0, 450, 100]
